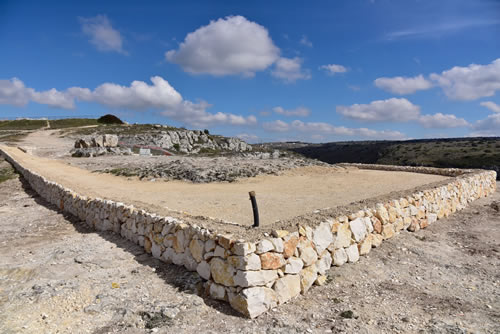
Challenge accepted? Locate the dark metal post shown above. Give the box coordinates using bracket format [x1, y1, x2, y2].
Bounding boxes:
[249, 191, 259, 227]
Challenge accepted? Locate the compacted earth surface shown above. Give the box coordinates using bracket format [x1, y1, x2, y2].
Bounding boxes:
[0, 156, 499, 333]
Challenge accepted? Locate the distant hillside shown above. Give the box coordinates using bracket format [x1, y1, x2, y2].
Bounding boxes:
[263, 137, 500, 179]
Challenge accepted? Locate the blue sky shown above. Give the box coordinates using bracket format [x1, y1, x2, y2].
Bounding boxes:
[1, 0, 499, 142]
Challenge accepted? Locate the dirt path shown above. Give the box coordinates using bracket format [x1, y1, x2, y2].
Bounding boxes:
[1, 158, 498, 333]
[0, 145, 448, 228]
[18, 129, 74, 158]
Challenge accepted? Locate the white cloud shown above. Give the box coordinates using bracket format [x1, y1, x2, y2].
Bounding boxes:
[300, 35, 313, 47]
[0, 78, 75, 109]
[430, 58, 500, 100]
[480, 101, 500, 113]
[166, 16, 279, 77]
[470, 113, 500, 136]
[72, 76, 183, 110]
[418, 113, 469, 128]
[263, 119, 406, 140]
[79, 15, 125, 54]
[0, 76, 257, 128]
[385, 19, 500, 40]
[237, 133, 259, 143]
[0, 78, 32, 107]
[374, 75, 433, 95]
[336, 98, 421, 122]
[271, 57, 311, 83]
[320, 64, 348, 75]
[273, 106, 310, 117]
[263, 120, 290, 132]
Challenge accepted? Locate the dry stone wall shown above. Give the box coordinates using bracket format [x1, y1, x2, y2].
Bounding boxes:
[1, 147, 496, 318]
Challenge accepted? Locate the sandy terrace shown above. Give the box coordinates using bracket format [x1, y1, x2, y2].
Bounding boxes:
[1, 145, 450, 228]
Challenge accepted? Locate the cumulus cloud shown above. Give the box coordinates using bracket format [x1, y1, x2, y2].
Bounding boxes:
[430, 58, 500, 100]
[374, 75, 433, 95]
[263, 119, 406, 140]
[320, 64, 348, 75]
[470, 113, 500, 136]
[79, 15, 125, 54]
[480, 101, 500, 113]
[237, 133, 260, 143]
[165, 16, 279, 77]
[418, 113, 469, 128]
[72, 76, 183, 110]
[0, 76, 257, 128]
[336, 98, 421, 122]
[0, 78, 75, 109]
[271, 57, 311, 83]
[273, 106, 310, 117]
[300, 35, 313, 47]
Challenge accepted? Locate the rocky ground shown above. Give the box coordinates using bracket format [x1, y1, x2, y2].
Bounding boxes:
[1, 155, 499, 333]
[99, 155, 329, 183]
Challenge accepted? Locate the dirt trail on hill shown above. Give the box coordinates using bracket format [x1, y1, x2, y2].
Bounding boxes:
[0, 145, 448, 228]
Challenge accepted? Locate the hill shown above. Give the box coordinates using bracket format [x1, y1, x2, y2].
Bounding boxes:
[261, 137, 500, 179]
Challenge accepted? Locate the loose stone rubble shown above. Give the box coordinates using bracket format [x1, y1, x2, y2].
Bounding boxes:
[72, 134, 131, 157]
[0, 145, 496, 319]
[105, 155, 328, 183]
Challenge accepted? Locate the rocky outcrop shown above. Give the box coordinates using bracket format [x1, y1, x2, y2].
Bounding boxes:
[119, 130, 252, 154]
[72, 135, 131, 157]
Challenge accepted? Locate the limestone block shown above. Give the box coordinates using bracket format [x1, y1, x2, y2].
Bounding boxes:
[218, 234, 234, 250]
[283, 235, 299, 258]
[232, 242, 256, 256]
[210, 257, 235, 286]
[144, 237, 152, 253]
[358, 234, 373, 255]
[270, 238, 284, 253]
[299, 246, 317, 266]
[382, 224, 395, 239]
[299, 264, 317, 294]
[312, 221, 334, 254]
[333, 223, 351, 249]
[284, 257, 304, 274]
[260, 252, 285, 270]
[195, 260, 211, 280]
[375, 204, 390, 224]
[227, 254, 261, 271]
[229, 287, 278, 318]
[151, 241, 162, 259]
[315, 275, 327, 286]
[189, 239, 205, 262]
[233, 270, 278, 287]
[256, 239, 274, 254]
[273, 274, 301, 304]
[316, 251, 332, 275]
[272, 230, 289, 238]
[427, 213, 438, 224]
[209, 283, 226, 300]
[349, 218, 367, 242]
[346, 244, 359, 263]
[205, 239, 216, 252]
[363, 217, 373, 233]
[332, 248, 348, 266]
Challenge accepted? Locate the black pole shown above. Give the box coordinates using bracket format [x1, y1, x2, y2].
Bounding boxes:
[249, 191, 259, 227]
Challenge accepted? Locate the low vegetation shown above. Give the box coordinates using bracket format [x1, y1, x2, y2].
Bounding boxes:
[287, 137, 500, 178]
[0, 119, 47, 130]
[0, 159, 17, 183]
[49, 118, 100, 129]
